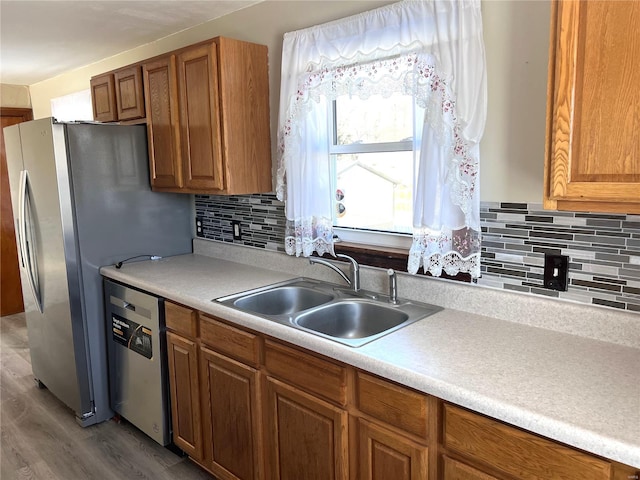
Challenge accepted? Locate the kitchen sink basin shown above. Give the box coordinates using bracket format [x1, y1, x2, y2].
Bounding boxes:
[295, 301, 408, 339]
[215, 278, 442, 347]
[232, 286, 334, 316]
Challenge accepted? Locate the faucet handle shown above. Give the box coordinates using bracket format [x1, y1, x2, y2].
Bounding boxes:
[387, 268, 399, 304]
[335, 254, 360, 292]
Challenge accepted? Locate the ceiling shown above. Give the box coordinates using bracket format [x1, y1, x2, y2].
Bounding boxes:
[0, 0, 262, 85]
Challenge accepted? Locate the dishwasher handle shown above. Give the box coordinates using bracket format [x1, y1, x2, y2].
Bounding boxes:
[122, 302, 136, 312]
[109, 295, 152, 319]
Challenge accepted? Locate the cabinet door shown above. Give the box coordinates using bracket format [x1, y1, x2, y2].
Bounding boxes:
[265, 377, 348, 480]
[545, 0, 640, 213]
[357, 418, 427, 480]
[201, 346, 262, 480]
[143, 55, 182, 189]
[166, 331, 203, 461]
[114, 66, 145, 121]
[90, 73, 117, 122]
[176, 43, 224, 191]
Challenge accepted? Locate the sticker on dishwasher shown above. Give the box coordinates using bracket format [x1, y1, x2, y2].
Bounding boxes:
[111, 313, 152, 359]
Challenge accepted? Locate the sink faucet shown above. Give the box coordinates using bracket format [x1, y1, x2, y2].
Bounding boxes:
[309, 253, 360, 292]
[387, 269, 399, 304]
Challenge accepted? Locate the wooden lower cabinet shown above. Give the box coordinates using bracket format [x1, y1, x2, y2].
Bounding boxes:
[443, 403, 612, 480]
[200, 346, 262, 480]
[163, 306, 639, 480]
[265, 376, 348, 480]
[166, 331, 203, 461]
[613, 464, 640, 480]
[442, 456, 499, 480]
[357, 418, 428, 480]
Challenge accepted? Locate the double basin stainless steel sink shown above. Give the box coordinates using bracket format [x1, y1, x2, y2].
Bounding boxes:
[215, 278, 442, 347]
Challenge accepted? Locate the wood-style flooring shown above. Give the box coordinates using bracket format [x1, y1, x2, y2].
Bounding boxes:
[0, 312, 215, 480]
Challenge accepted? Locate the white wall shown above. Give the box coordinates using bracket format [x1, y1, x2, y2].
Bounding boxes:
[0, 84, 31, 108]
[27, 0, 551, 204]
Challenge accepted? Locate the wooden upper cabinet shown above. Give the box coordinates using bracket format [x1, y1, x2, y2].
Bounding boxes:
[90, 73, 117, 122]
[145, 37, 271, 194]
[215, 37, 272, 195]
[544, 0, 640, 213]
[143, 55, 182, 189]
[177, 43, 224, 191]
[91, 67, 145, 123]
[90, 36, 271, 194]
[114, 66, 145, 121]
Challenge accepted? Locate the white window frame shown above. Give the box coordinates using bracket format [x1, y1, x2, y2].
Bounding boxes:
[329, 98, 414, 250]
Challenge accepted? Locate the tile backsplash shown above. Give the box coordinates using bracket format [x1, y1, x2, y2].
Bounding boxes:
[195, 194, 286, 252]
[195, 194, 640, 312]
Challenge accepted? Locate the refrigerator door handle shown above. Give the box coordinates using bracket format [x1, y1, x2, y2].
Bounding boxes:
[19, 170, 43, 313]
[15, 219, 25, 269]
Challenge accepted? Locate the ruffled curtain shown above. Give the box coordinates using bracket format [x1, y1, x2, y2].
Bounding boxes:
[276, 0, 486, 278]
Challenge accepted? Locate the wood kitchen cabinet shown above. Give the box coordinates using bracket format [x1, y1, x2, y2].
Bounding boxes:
[165, 301, 203, 461]
[199, 314, 264, 480]
[441, 403, 612, 480]
[166, 331, 203, 461]
[143, 36, 271, 195]
[90, 73, 117, 122]
[265, 377, 348, 480]
[90, 67, 145, 123]
[263, 340, 349, 480]
[441, 456, 499, 480]
[354, 372, 429, 480]
[357, 418, 428, 480]
[544, 0, 640, 213]
[114, 66, 145, 121]
[200, 347, 262, 480]
[159, 301, 639, 480]
[143, 55, 182, 189]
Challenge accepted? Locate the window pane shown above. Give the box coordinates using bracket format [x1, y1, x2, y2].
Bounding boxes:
[335, 93, 413, 145]
[334, 151, 413, 234]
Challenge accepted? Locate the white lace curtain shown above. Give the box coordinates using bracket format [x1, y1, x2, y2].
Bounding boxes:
[276, 0, 487, 278]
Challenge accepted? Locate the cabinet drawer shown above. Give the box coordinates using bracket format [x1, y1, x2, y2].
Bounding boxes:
[200, 314, 261, 367]
[264, 340, 347, 406]
[356, 371, 428, 439]
[443, 404, 611, 480]
[165, 301, 197, 338]
[442, 456, 498, 480]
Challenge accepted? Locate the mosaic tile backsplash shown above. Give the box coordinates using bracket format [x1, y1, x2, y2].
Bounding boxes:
[195, 194, 640, 312]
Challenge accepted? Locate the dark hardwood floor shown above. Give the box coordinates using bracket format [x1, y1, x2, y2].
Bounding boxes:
[0, 313, 215, 480]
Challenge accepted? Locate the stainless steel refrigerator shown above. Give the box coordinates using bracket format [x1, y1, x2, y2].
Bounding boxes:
[4, 117, 192, 426]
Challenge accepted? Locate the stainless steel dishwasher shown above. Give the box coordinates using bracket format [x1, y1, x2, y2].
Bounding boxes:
[104, 278, 171, 445]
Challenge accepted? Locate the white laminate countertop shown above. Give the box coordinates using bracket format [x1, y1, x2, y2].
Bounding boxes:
[101, 253, 640, 469]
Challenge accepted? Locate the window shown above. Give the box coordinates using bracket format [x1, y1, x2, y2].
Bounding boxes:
[50, 89, 93, 121]
[330, 91, 416, 248]
[276, 1, 486, 278]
